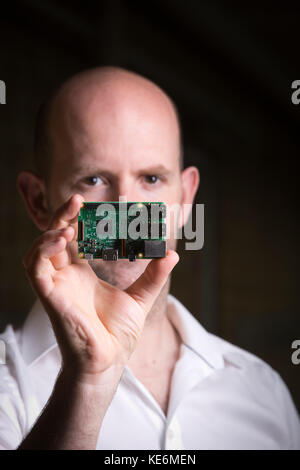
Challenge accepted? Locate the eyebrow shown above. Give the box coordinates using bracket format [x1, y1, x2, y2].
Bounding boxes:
[72, 164, 172, 176]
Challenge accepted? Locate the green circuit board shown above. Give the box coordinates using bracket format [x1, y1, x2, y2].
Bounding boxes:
[78, 201, 166, 261]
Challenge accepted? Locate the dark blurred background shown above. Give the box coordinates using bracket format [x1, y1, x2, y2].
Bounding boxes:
[0, 0, 299, 411]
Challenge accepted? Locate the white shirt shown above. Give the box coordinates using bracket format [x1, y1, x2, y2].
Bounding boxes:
[0, 294, 299, 450]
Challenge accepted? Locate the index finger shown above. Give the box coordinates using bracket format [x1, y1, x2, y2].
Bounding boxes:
[47, 194, 85, 231]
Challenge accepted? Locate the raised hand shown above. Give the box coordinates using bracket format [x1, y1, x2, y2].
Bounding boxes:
[22, 194, 179, 383]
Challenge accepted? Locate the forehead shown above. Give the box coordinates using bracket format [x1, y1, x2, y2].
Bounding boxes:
[50, 75, 180, 171]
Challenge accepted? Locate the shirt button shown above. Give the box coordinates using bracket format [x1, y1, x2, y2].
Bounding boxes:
[167, 428, 175, 440]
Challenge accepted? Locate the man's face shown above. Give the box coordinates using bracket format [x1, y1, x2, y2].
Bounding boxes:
[45, 76, 183, 290]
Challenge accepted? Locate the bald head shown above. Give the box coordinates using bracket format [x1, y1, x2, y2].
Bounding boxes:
[34, 66, 183, 182]
[19, 65, 199, 291]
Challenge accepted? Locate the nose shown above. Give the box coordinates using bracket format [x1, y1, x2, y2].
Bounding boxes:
[108, 173, 141, 202]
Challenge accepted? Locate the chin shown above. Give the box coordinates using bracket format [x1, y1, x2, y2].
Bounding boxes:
[88, 258, 150, 290]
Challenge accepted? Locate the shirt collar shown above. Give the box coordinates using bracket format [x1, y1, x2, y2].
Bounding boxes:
[166, 294, 224, 370]
[21, 297, 57, 366]
[21, 294, 225, 370]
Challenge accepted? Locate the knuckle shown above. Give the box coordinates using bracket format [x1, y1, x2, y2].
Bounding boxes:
[41, 229, 55, 240]
[22, 230, 55, 273]
[35, 243, 44, 256]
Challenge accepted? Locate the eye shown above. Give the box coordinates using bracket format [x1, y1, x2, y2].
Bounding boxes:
[83, 176, 103, 186]
[144, 175, 160, 184]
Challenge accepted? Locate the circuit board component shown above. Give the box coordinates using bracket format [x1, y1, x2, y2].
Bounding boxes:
[78, 201, 166, 261]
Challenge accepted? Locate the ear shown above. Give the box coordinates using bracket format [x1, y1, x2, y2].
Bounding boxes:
[16, 170, 51, 231]
[179, 166, 200, 228]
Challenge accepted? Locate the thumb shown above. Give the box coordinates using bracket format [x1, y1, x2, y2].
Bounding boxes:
[125, 250, 179, 313]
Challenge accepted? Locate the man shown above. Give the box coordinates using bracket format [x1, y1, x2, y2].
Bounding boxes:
[0, 66, 299, 450]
